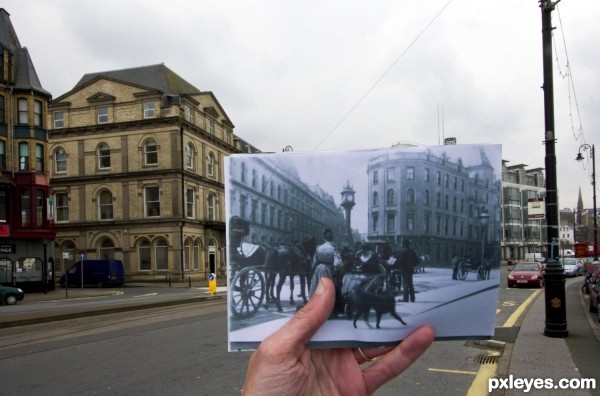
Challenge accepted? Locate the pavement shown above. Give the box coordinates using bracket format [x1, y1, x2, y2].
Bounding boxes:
[3, 275, 600, 395]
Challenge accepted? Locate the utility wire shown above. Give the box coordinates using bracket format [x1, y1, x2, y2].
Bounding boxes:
[313, 0, 454, 151]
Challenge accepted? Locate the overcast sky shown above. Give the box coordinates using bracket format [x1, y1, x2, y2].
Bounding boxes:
[5, 0, 599, 214]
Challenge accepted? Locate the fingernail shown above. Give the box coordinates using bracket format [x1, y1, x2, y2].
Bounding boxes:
[314, 278, 326, 295]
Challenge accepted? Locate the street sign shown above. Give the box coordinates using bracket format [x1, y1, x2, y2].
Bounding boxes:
[528, 198, 545, 219]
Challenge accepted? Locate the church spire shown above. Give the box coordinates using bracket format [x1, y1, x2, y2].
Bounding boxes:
[577, 187, 584, 212]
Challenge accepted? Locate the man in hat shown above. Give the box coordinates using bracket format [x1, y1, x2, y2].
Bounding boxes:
[396, 238, 420, 302]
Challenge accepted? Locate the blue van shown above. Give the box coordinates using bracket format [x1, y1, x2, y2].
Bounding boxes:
[60, 259, 125, 288]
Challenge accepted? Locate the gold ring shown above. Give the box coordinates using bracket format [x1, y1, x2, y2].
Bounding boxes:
[357, 347, 377, 362]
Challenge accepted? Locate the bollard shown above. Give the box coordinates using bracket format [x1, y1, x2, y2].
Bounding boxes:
[188, 275, 192, 287]
[168, 275, 171, 287]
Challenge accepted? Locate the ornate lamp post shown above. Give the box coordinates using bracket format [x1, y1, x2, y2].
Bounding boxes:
[479, 207, 489, 264]
[340, 181, 356, 246]
[576, 144, 598, 261]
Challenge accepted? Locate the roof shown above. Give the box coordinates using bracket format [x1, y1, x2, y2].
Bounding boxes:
[74, 64, 202, 95]
[0, 9, 51, 96]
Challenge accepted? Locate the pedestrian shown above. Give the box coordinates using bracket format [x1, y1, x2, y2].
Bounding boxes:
[241, 277, 435, 395]
[451, 254, 460, 280]
[309, 228, 341, 296]
[395, 239, 420, 303]
[357, 242, 381, 275]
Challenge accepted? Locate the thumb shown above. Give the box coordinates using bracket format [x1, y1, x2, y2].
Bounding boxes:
[265, 277, 335, 353]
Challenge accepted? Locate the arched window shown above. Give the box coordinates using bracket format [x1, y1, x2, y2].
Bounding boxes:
[144, 139, 158, 165]
[98, 143, 111, 169]
[98, 238, 115, 259]
[386, 189, 395, 204]
[193, 240, 201, 270]
[139, 240, 151, 271]
[55, 147, 67, 173]
[184, 239, 192, 271]
[98, 190, 113, 220]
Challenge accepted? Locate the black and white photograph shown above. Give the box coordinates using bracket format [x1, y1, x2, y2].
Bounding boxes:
[226, 144, 502, 351]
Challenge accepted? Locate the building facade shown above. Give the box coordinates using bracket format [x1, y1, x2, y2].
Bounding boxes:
[366, 147, 501, 266]
[227, 156, 347, 247]
[0, 9, 55, 290]
[48, 64, 257, 282]
[501, 162, 547, 261]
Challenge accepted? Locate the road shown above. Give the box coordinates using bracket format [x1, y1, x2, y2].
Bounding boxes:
[0, 265, 586, 395]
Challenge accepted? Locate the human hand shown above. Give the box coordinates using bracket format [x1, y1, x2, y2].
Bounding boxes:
[241, 277, 435, 395]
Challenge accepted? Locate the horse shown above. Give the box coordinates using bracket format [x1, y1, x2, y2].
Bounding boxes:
[264, 242, 312, 312]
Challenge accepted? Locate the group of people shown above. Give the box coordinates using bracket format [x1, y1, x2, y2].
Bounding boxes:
[309, 228, 421, 304]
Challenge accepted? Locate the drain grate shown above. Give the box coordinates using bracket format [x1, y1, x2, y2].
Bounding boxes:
[474, 354, 500, 365]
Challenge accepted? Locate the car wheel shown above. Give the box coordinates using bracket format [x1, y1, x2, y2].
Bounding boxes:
[539, 279, 544, 288]
[97, 281, 104, 288]
[4, 294, 18, 305]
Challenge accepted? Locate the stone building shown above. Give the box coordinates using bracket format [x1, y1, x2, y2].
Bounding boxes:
[0, 9, 55, 291]
[366, 147, 501, 266]
[48, 64, 258, 281]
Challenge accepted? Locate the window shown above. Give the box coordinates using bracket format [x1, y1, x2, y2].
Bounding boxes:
[373, 191, 379, 207]
[407, 167, 415, 180]
[186, 188, 195, 218]
[185, 143, 194, 169]
[144, 186, 160, 217]
[20, 190, 30, 226]
[156, 239, 168, 270]
[386, 213, 395, 233]
[184, 105, 193, 123]
[97, 107, 108, 124]
[19, 142, 29, 171]
[35, 144, 44, 172]
[144, 102, 156, 118]
[34, 100, 43, 127]
[436, 171, 441, 185]
[36, 190, 45, 226]
[425, 168, 430, 182]
[99, 239, 115, 260]
[208, 194, 216, 221]
[0, 95, 4, 123]
[206, 118, 214, 134]
[18, 98, 28, 124]
[144, 139, 158, 165]
[0, 191, 6, 222]
[54, 148, 66, 173]
[53, 112, 64, 128]
[386, 168, 396, 182]
[372, 213, 379, 233]
[98, 143, 111, 169]
[373, 170, 379, 185]
[98, 190, 113, 220]
[193, 240, 200, 270]
[224, 128, 232, 145]
[207, 153, 215, 176]
[55, 192, 69, 222]
[407, 213, 415, 231]
[425, 189, 430, 205]
[0, 140, 5, 170]
[139, 240, 151, 270]
[407, 189, 415, 204]
[386, 189, 395, 204]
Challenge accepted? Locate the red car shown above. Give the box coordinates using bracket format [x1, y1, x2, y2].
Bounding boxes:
[507, 261, 544, 288]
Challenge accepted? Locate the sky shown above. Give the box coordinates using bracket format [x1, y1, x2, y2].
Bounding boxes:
[4, 0, 599, 213]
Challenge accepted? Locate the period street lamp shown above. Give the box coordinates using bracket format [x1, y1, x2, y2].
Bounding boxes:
[479, 207, 489, 265]
[340, 181, 356, 246]
[576, 144, 598, 261]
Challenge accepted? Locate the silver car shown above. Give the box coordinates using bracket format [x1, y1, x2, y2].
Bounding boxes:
[560, 258, 580, 277]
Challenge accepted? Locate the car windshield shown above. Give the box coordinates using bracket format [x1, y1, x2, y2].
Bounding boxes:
[514, 263, 540, 271]
[561, 258, 577, 265]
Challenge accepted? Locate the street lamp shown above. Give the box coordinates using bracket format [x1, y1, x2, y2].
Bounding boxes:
[479, 207, 489, 265]
[576, 144, 598, 261]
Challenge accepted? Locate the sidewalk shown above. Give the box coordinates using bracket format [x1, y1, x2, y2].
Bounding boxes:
[494, 280, 600, 396]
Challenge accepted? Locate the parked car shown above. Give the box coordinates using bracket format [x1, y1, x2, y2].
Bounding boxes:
[560, 257, 580, 277]
[60, 259, 125, 288]
[0, 284, 25, 305]
[507, 261, 545, 288]
[587, 266, 600, 313]
[584, 261, 600, 294]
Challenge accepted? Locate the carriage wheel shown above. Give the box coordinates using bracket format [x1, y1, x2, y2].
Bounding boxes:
[457, 262, 468, 280]
[230, 267, 265, 319]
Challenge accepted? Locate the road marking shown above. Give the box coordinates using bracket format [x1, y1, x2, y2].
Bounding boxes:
[467, 363, 497, 396]
[133, 293, 159, 298]
[428, 368, 477, 375]
[502, 290, 541, 327]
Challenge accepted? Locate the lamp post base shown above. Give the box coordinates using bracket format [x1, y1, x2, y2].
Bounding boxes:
[543, 259, 568, 338]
